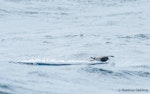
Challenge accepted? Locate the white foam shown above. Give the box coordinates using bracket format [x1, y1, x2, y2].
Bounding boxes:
[20, 58, 101, 64]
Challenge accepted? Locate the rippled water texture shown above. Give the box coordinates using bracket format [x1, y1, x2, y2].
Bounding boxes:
[0, 0, 150, 94]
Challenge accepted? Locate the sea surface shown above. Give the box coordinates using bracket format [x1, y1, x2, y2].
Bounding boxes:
[0, 0, 150, 94]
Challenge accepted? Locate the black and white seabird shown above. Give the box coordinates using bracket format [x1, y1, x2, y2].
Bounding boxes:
[90, 56, 114, 62]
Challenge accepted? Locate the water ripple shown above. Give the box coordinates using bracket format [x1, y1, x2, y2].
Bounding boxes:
[0, 83, 13, 94]
[0, 91, 12, 94]
[83, 67, 150, 79]
[117, 34, 150, 40]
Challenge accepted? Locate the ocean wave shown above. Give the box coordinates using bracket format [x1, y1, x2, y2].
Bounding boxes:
[117, 34, 150, 40]
[83, 67, 150, 79]
[0, 83, 13, 94]
[0, 84, 11, 90]
[0, 91, 12, 94]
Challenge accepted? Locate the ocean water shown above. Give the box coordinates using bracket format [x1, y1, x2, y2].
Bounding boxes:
[0, 0, 150, 94]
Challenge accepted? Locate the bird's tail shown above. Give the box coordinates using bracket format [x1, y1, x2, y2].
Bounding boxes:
[109, 55, 114, 57]
[90, 57, 95, 61]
